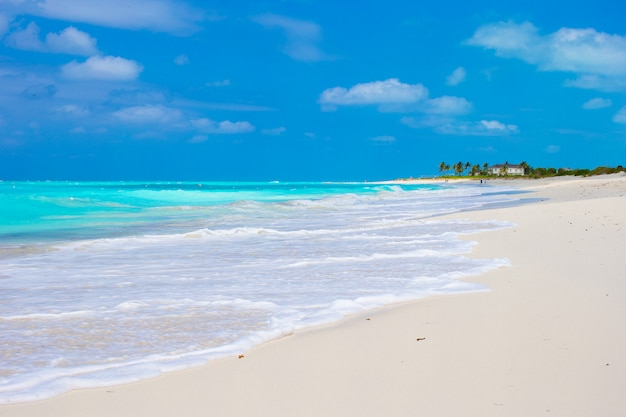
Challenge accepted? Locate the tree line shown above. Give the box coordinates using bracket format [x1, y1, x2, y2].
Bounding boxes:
[438, 161, 485, 176]
[437, 161, 624, 178]
[437, 161, 529, 176]
[526, 165, 625, 178]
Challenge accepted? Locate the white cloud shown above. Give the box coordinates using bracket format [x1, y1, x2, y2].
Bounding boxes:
[319, 78, 428, 110]
[613, 106, 626, 123]
[29, 0, 204, 35]
[467, 21, 541, 62]
[62, 55, 143, 81]
[46, 26, 98, 55]
[424, 96, 472, 114]
[192, 118, 256, 134]
[319, 78, 503, 136]
[254, 14, 329, 62]
[174, 54, 189, 65]
[319, 79, 472, 116]
[479, 120, 518, 132]
[54, 104, 89, 117]
[262, 126, 286, 135]
[444, 119, 519, 135]
[319, 78, 515, 136]
[112, 104, 182, 123]
[547, 28, 626, 76]
[582, 97, 612, 109]
[402, 116, 519, 136]
[564, 74, 626, 91]
[446, 66, 466, 86]
[467, 21, 626, 90]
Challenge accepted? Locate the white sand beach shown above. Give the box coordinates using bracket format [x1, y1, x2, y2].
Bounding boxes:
[2, 174, 625, 417]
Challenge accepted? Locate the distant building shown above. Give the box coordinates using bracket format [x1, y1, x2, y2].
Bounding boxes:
[490, 164, 525, 176]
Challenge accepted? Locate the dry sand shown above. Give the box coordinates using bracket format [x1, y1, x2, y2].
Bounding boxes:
[2, 174, 625, 417]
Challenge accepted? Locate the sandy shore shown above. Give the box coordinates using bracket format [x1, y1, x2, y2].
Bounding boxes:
[2, 174, 625, 417]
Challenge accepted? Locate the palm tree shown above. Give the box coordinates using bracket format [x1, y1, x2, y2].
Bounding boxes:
[500, 161, 509, 176]
[520, 161, 531, 175]
[464, 162, 471, 175]
[454, 161, 464, 176]
[482, 162, 489, 175]
[439, 161, 446, 176]
[471, 164, 481, 176]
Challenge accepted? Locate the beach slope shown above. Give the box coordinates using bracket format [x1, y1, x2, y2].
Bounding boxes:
[2, 174, 625, 417]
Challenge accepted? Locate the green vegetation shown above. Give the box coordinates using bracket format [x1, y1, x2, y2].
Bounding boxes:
[438, 161, 491, 177]
[526, 165, 625, 178]
[436, 161, 625, 179]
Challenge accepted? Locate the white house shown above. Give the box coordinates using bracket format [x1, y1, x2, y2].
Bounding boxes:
[490, 164, 525, 176]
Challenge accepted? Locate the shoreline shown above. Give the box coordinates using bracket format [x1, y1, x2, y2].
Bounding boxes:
[2, 174, 625, 416]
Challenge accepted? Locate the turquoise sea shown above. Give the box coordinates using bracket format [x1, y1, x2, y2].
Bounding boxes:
[0, 181, 517, 403]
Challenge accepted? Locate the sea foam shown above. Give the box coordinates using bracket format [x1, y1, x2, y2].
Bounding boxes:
[0, 181, 518, 403]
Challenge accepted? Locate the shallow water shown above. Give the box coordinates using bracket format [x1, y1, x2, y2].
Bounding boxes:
[0, 181, 517, 403]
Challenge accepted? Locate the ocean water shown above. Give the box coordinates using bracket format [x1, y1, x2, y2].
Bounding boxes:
[0, 181, 517, 403]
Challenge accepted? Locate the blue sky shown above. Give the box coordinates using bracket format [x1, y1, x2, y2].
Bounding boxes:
[1, 0, 625, 180]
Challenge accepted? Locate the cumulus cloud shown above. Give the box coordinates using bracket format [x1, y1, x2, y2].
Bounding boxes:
[28, 0, 204, 35]
[467, 21, 540, 62]
[319, 78, 516, 136]
[112, 104, 182, 123]
[467, 21, 626, 90]
[424, 96, 472, 114]
[319, 78, 473, 116]
[6, 22, 98, 56]
[564, 75, 626, 90]
[254, 14, 330, 62]
[479, 120, 518, 132]
[62, 55, 143, 81]
[582, 97, 612, 109]
[613, 106, 626, 123]
[319, 78, 428, 110]
[402, 116, 519, 136]
[446, 67, 466, 86]
[319, 78, 504, 135]
[54, 104, 89, 117]
[192, 118, 256, 134]
[442, 119, 519, 136]
[46, 26, 99, 55]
